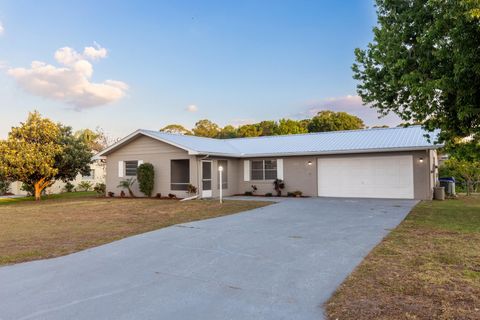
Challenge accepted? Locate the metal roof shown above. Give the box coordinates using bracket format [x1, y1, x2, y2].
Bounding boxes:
[98, 126, 442, 158]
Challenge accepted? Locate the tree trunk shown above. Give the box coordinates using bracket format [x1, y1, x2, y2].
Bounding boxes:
[34, 181, 42, 201]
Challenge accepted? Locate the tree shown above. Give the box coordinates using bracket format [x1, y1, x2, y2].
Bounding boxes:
[75, 128, 110, 153]
[257, 121, 279, 136]
[160, 124, 192, 135]
[307, 111, 364, 132]
[217, 125, 238, 139]
[56, 126, 92, 183]
[0, 112, 63, 200]
[137, 163, 155, 197]
[277, 119, 308, 135]
[353, 0, 480, 141]
[192, 119, 220, 138]
[237, 124, 262, 137]
[442, 158, 480, 195]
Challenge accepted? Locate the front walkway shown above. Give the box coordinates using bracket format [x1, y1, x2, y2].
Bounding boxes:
[0, 197, 417, 320]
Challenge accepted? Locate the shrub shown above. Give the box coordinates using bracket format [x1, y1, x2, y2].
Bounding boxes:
[21, 183, 34, 196]
[94, 183, 106, 195]
[265, 192, 273, 197]
[108, 191, 115, 197]
[251, 185, 258, 194]
[155, 193, 161, 198]
[168, 193, 177, 199]
[273, 179, 285, 196]
[0, 179, 11, 196]
[63, 181, 75, 193]
[78, 181, 93, 192]
[292, 190, 303, 197]
[117, 178, 136, 197]
[137, 163, 155, 197]
[287, 192, 294, 197]
[187, 184, 197, 195]
[244, 191, 253, 196]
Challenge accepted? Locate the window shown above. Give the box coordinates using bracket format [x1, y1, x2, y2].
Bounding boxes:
[251, 160, 277, 180]
[217, 160, 228, 189]
[171, 160, 190, 190]
[82, 169, 95, 180]
[125, 161, 138, 176]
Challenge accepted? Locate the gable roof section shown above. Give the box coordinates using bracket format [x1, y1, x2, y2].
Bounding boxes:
[96, 126, 442, 158]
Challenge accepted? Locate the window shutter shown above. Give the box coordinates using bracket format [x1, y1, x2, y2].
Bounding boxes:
[138, 160, 144, 166]
[243, 160, 250, 181]
[277, 159, 284, 180]
[118, 161, 124, 177]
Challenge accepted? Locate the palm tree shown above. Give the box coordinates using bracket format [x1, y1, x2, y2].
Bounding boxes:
[117, 178, 136, 197]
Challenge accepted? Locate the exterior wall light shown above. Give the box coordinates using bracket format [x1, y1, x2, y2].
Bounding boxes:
[307, 161, 313, 166]
[419, 157, 424, 163]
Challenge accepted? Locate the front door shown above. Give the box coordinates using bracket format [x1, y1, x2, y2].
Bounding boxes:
[201, 160, 212, 198]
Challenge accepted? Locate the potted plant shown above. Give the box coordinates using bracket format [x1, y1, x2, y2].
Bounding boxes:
[273, 179, 285, 196]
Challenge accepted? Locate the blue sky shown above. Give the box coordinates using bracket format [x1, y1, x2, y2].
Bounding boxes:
[0, 0, 401, 139]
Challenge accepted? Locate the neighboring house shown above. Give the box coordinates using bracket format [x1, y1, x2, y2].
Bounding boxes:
[96, 126, 442, 200]
[9, 160, 106, 196]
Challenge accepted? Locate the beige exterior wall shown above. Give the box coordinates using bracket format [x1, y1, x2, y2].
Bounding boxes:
[237, 150, 434, 200]
[101, 134, 435, 200]
[9, 161, 106, 196]
[105, 135, 198, 198]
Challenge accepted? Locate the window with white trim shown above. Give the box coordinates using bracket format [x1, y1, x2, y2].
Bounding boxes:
[250, 160, 277, 180]
[171, 159, 190, 190]
[82, 169, 95, 180]
[125, 161, 139, 176]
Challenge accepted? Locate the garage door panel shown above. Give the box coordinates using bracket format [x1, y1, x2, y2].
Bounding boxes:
[317, 155, 414, 199]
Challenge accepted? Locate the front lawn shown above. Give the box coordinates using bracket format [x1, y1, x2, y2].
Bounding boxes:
[326, 195, 480, 320]
[0, 194, 270, 266]
[0, 191, 97, 205]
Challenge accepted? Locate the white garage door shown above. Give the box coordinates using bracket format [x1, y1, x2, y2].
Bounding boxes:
[317, 155, 414, 199]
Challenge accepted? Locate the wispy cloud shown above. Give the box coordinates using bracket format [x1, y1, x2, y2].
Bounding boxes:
[229, 118, 257, 127]
[298, 95, 401, 127]
[0, 21, 4, 35]
[7, 44, 128, 110]
[186, 104, 198, 112]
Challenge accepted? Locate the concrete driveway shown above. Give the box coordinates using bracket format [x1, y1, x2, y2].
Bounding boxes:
[0, 197, 416, 320]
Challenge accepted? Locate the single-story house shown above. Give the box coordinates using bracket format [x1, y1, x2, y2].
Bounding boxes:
[96, 126, 442, 200]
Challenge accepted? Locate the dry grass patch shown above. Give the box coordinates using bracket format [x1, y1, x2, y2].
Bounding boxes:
[326, 195, 480, 320]
[0, 195, 270, 265]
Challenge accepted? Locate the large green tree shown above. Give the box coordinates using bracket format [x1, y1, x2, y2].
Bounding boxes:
[277, 119, 308, 135]
[192, 119, 220, 138]
[307, 111, 365, 132]
[159, 124, 192, 135]
[353, 0, 480, 140]
[0, 112, 92, 200]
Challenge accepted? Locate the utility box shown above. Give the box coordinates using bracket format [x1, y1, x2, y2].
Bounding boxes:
[439, 177, 456, 196]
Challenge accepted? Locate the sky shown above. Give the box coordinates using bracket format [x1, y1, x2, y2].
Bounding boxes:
[0, 0, 401, 139]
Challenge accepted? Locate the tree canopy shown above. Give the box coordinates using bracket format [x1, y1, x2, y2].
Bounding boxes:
[0, 112, 92, 200]
[308, 111, 365, 132]
[161, 110, 379, 139]
[353, 0, 480, 141]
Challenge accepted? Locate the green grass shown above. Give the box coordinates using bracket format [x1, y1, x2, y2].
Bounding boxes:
[0, 191, 97, 205]
[326, 195, 480, 320]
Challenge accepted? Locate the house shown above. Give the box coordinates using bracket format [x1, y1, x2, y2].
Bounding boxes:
[96, 126, 442, 200]
[9, 160, 106, 196]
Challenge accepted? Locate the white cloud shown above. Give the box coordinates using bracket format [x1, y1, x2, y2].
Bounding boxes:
[7, 45, 128, 109]
[0, 21, 4, 35]
[299, 95, 402, 127]
[186, 104, 198, 112]
[230, 118, 257, 127]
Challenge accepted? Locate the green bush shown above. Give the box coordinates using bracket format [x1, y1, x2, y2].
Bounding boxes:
[94, 183, 106, 195]
[77, 181, 93, 192]
[63, 181, 75, 193]
[0, 179, 10, 195]
[137, 163, 155, 197]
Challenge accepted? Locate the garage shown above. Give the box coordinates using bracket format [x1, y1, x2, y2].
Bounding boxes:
[317, 155, 414, 199]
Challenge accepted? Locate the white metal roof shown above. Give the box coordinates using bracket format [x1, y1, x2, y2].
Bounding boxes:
[97, 126, 442, 158]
